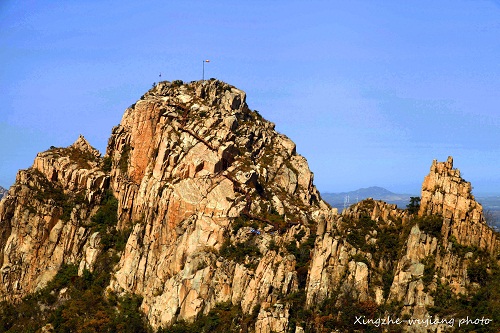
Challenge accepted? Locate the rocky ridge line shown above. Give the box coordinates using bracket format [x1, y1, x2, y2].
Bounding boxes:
[0, 80, 499, 333]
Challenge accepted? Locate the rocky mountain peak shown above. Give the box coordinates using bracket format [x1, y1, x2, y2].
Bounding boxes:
[71, 134, 101, 159]
[99, 79, 333, 327]
[108, 79, 251, 186]
[419, 156, 498, 253]
[1, 82, 500, 332]
[106, 79, 328, 227]
[0, 136, 109, 302]
[419, 156, 477, 218]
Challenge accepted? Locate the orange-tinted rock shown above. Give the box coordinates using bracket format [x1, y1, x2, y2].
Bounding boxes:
[420, 156, 499, 254]
[0, 136, 108, 301]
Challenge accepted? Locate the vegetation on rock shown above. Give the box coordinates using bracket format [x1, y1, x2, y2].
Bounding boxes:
[157, 302, 260, 333]
[0, 190, 149, 333]
[1, 81, 499, 333]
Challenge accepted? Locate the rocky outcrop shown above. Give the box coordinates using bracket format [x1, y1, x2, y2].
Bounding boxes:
[306, 199, 410, 309]
[0, 80, 499, 332]
[305, 157, 500, 332]
[420, 156, 499, 254]
[0, 136, 108, 301]
[386, 158, 500, 329]
[100, 80, 333, 329]
[0, 80, 333, 330]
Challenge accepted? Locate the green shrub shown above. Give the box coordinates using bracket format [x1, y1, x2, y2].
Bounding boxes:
[231, 215, 248, 235]
[119, 144, 131, 174]
[0, 187, 146, 333]
[89, 190, 121, 250]
[428, 282, 467, 317]
[286, 237, 313, 269]
[406, 197, 421, 215]
[171, 80, 184, 87]
[294, 229, 306, 242]
[310, 287, 391, 333]
[376, 227, 400, 260]
[350, 253, 370, 266]
[268, 239, 279, 252]
[467, 262, 488, 286]
[343, 216, 380, 253]
[286, 233, 315, 289]
[346, 230, 365, 249]
[158, 302, 257, 333]
[448, 235, 487, 258]
[102, 156, 112, 172]
[416, 215, 443, 238]
[219, 239, 261, 269]
[422, 255, 436, 286]
[31, 170, 86, 222]
[63, 147, 98, 169]
[382, 271, 394, 298]
[0, 260, 149, 333]
[286, 290, 310, 332]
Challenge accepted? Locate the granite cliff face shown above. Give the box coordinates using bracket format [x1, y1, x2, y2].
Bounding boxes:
[0, 135, 108, 301]
[103, 80, 332, 329]
[419, 156, 499, 254]
[0, 80, 498, 332]
[306, 157, 499, 332]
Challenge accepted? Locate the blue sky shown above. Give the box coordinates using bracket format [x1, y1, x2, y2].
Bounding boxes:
[1, 1, 499, 195]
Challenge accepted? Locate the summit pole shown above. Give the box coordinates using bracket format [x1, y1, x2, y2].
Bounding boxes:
[202, 60, 210, 81]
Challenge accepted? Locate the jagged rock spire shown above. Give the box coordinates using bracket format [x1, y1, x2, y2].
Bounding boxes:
[71, 134, 101, 158]
[420, 156, 498, 253]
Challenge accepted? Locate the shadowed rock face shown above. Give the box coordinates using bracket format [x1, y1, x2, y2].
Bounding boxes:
[0, 187, 7, 199]
[0, 80, 498, 332]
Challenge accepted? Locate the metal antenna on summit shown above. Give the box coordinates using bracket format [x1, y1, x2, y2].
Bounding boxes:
[202, 60, 210, 81]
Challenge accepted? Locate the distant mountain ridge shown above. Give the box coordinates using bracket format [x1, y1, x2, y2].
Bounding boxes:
[322, 186, 415, 211]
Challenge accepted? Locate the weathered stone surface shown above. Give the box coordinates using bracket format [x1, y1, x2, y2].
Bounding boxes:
[420, 156, 499, 254]
[305, 157, 500, 332]
[102, 80, 333, 329]
[0, 136, 108, 301]
[0, 81, 498, 333]
[255, 305, 290, 333]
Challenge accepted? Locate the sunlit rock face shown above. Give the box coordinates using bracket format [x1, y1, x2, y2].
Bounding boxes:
[419, 156, 498, 254]
[307, 156, 499, 332]
[0, 80, 333, 330]
[100, 79, 333, 329]
[0, 79, 498, 332]
[0, 135, 108, 301]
